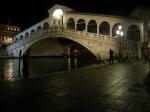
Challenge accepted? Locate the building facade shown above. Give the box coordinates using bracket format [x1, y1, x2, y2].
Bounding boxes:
[130, 7, 150, 42]
[0, 24, 21, 46]
[7, 5, 144, 59]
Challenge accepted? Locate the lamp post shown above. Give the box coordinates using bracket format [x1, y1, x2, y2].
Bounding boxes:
[116, 25, 124, 62]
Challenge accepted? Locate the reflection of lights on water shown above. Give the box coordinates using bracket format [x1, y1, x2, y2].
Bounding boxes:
[68, 57, 71, 71]
[3, 60, 15, 81]
[74, 57, 78, 69]
[67, 57, 78, 70]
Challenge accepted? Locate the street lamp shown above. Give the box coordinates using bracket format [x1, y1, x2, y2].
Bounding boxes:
[116, 25, 124, 62]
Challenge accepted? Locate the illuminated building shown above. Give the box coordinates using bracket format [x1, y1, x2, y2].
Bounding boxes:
[0, 24, 21, 46]
[130, 7, 150, 41]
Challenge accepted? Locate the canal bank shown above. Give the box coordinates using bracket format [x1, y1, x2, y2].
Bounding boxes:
[0, 60, 149, 112]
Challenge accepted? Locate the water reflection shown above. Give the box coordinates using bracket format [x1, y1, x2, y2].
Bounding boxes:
[68, 57, 71, 71]
[67, 57, 78, 71]
[0, 57, 95, 83]
[1, 60, 16, 82]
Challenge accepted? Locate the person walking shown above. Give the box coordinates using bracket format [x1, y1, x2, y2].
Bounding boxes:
[147, 49, 150, 70]
[109, 49, 114, 64]
[22, 49, 30, 79]
[144, 48, 148, 63]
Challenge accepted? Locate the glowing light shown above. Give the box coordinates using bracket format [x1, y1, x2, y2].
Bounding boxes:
[118, 25, 122, 30]
[52, 9, 63, 19]
[9, 38, 13, 42]
[116, 30, 120, 35]
[120, 32, 124, 36]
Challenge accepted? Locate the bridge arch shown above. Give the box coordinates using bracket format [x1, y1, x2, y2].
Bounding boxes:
[76, 19, 86, 31]
[87, 20, 97, 33]
[112, 23, 123, 37]
[22, 34, 98, 59]
[127, 25, 140, 41]
[67, 18, 75, 30]
[43, 22, 50, 29]
[99, 21, 110, 35]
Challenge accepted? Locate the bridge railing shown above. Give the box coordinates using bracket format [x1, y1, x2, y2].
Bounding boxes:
[7, 28, 139, 52]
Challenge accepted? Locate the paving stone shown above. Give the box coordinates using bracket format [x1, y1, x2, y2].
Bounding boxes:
[0, 61, 149, 112]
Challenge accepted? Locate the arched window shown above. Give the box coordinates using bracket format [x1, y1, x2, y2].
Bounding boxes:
[77, 19, 86, 31]
[30, 29, 35, 35]
[36, 26, 42, 32]
[15, 38, 18, 42]
[20, 35, 24, 40]
[87, 20, 97, 33]
[127, 25, 140, 41]
[99, 21, 110, 35]
[43, 23, 49, 29]
[67, 18, 75, 30]
[25, 32, 29, 38]
[112, 23, 122, 37]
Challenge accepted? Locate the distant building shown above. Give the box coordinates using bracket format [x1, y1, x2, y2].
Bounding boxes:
[0, 24, 21, 46]
[130, 7, 150, 42]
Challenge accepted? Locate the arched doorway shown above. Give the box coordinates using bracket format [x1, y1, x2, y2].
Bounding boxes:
[127, 25, 140, 41]
[76, 19, 86, 31]
[99, 21, 110, 35]
[25, 33, 29, 38]
[87, 20, 97, 33]
[15, 38, 18, 42]
[20, 35, 24, 40]
[36, 26, 42, 32]
[30, 29, 35, 35]
[112, 23, 122, 37]
[67, 18, 75, 30]
[43, 23, 50, 29]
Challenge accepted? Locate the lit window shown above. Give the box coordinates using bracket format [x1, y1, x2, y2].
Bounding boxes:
[7, 27, 10, 30]
[9, 38, 12, 42]
[11, 28, 13, 31]
[17, 29, 20, 31]
[14, 28, 16, 31]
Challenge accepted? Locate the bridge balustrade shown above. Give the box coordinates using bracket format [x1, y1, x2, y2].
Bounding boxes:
[7, 28, 139, 55]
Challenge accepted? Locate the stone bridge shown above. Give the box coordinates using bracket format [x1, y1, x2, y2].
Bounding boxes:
[6, 4, 144, 60]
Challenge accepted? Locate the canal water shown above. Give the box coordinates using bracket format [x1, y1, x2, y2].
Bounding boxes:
[0, 57, 96, 83]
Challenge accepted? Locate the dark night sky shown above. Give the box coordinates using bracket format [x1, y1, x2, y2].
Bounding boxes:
[0, 0, 150, 29]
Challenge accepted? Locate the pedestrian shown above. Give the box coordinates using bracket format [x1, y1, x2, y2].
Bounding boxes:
[22, 49, 30, 79]
[144, 71, 150, 92]
[148, 49, 150, 69]
[109, 49, 114, 64]
[143, 48, 148, 63]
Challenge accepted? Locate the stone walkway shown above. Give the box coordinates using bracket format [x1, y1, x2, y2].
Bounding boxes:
[0, 61, 150, 112]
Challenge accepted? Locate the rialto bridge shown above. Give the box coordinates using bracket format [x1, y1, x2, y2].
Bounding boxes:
[6, 4, 144, 60]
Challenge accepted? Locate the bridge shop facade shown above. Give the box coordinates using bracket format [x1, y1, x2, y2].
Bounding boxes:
[7, 4, 144, 60]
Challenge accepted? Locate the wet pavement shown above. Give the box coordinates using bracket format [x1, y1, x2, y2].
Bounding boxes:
[0, 61, 150, 112]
